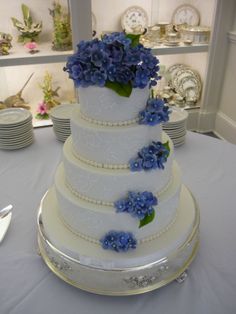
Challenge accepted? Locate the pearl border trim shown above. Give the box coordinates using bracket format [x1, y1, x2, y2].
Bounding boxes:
[80, 111, 139, 127]
[72, 145, 129, 169]
[72, 144, 172, 171]
[58, 207, 178, 246]
[65, 175, 173, 208]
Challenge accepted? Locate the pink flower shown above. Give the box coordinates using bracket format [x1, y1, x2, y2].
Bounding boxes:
[37, 102, 48, 115]
[25, 42, 37, 50]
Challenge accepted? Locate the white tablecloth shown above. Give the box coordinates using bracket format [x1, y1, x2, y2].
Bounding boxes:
[0, 127, 236, 314]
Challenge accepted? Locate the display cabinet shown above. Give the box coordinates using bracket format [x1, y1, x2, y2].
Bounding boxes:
[0, 0, 75, 127]
[0, 0, 233, 132]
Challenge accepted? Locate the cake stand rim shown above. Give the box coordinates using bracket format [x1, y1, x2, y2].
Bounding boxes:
[37, 184, 200, 272]
[37, 233, 199, 296]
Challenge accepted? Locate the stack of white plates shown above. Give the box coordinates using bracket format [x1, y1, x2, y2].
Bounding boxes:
[0, 108, 34, 150]
[50, 104, 75, 142]
[162, 107, 188, 147]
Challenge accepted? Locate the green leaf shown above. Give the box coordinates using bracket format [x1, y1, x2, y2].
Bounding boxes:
[105, 81, 132, 97]
[22, 4, 30, 23]
[139, 211, 155, 228]
[163, 141, 170, 156]
[125, 34, 141, 47]
[11, 17, 22, 27]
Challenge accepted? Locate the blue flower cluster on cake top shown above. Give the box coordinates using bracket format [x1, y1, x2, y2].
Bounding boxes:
[139, 98, 171, 126]
[100, 231, 137, 252]
[129, 141, 170, 171]
[64, 32, 160, 97]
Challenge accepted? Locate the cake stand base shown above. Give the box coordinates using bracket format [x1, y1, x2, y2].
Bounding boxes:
[37, 185, 199, 296]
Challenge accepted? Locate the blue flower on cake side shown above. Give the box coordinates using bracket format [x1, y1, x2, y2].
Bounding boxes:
[63, 32, 160, 97]
[129, 141, 170, 172]
[100, 231, 137, 252]
[139, 98, 171, 126]
[114, 191, 158, 228]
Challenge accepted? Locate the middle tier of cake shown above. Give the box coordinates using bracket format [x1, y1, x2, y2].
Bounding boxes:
[63, 134, 174, 203]
[54, 138, 181, 243]
[70, 106, 162, 165]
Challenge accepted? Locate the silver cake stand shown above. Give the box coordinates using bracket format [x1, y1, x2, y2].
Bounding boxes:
[37, 186, 200, 296]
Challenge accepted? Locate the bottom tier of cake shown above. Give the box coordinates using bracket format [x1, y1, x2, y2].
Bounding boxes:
[37, 185, 199, 295]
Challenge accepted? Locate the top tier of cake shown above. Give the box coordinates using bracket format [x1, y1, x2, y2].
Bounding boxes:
[78, 85, 150, 123]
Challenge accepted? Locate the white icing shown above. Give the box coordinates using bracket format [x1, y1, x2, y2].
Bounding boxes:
[71, 108, 162, 165]
[63, 137, 173, 203]
[41, 184, 197, 268]
[65, 174, 173, 207]
[54, 161, 182, 242]
[78, 86, 150, 122]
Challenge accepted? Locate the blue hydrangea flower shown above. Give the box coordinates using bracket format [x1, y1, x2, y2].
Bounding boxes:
[129, 157, 143, 171]
[139, 98, 171, 126]
[100, 231, 137, 252]
[64, 32, 161, 92]
[115, 66, 134, 84]
[91, 70, 107, 86]
[129, 141, 170, 171]
[115, 191, 157, 220]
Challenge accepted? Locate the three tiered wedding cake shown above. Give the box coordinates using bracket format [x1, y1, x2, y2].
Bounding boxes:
[37, 33, 199, 295]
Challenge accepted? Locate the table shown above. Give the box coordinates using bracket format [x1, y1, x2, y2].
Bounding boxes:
[0, 127, 236, 314]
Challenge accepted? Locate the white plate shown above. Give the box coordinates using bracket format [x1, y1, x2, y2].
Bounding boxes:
[0, 132, 33, 144]
[163, 121, 187, 129]
[50, 104, 75, 120]
[52, 123, 71, 129]
[0, 131, 33, 144]
[0, 108, 32, 126]
[172, 68, 201, 92]
[178, 76, 201, 99]
[55, 135, 68, 142]
[165, 129, 186, 137]
[165, 107, 188, 124]
[174, 140, 185, 147]
[121, 6, 148, 34]
[51, 116, 71, 122]
[165, 64, 189, 85]
[172, 4, 200, 26]
[168, 132, 187, 140]
[0, 137, 34, 150]
[173, 134, 186, 142]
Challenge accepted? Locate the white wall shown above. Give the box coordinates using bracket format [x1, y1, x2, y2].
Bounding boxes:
[214, 4, 236, 144]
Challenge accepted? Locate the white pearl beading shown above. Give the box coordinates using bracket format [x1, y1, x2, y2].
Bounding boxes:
[72, 146, 129, 170]
[80, 111, 139, 127]
[65, 175, 173, 208]
[58, 207, 178, 245]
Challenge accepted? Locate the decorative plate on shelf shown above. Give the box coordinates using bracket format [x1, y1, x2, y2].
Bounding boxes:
[172, 68, 201, 92]
[172, 4, 200, 26]
[165, 64, 188, 85]
[121, 6, 148, 34]
[178, 76, 201, 100]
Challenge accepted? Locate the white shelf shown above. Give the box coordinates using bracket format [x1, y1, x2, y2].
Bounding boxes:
[0, 41, 209, 67]
[151, 43, 209, 55]
[0, 42, 73, 67]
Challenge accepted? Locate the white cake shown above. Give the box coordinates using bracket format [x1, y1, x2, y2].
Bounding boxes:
[41, 85, 194, 261]
[38, 33, 199, 294]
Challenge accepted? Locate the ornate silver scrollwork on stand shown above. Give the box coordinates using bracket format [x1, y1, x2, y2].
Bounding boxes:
[175, 270, 188, 283]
